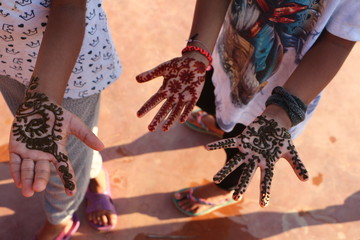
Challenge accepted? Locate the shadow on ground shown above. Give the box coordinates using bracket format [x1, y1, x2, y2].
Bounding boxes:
[100, 123, 219, 161]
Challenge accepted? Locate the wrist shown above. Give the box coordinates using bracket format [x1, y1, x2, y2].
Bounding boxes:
[262, 105, 292, 129]
[181, 50, 209, 66]
[26, 76, 64, 105]
[182, 45, 212, 70]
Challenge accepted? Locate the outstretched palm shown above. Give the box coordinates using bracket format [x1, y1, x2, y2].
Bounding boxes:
[206, 115, 309, 207]
[136, 56, 207, 131]
[9, 78, 103, 197]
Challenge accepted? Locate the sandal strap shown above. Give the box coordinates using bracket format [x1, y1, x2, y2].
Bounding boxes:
[195, 111, 209, 131]
[187, 187, 230, 206]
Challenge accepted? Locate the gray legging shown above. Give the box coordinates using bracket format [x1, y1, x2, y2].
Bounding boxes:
[0, 75, 103, 224]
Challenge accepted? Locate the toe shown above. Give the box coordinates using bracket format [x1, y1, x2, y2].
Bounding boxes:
[109, 213, 117, 226]
[100, 214, 107, 226]
[174, 189, 190, 200]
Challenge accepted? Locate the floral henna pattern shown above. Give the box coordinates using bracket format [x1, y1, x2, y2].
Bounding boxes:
[12, 77, 74, 191]
[136, 57, 207, 131]
[207, 115, 309, 207]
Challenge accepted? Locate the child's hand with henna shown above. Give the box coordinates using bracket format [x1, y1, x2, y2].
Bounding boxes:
[136, 52, 209, 132]
[206, 115, 309, 207]
[9, 78, 104, 197]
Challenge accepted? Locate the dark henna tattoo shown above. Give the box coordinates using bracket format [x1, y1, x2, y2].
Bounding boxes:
[233, 155, 258, 200]
[213, 152, 248, 183]
[12, 77, 75, 191]
[287, 140, 309, 180]
[241, 115, 291, 161]
[209, 115, 308, 207]
[207, 138, 237, 150]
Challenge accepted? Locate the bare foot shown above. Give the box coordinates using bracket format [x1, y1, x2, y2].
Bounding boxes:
[87, 168, 117, 228]
[36, 218, 74, 240]
[173, 183, 234, 215]
[187, 110, 224, 137]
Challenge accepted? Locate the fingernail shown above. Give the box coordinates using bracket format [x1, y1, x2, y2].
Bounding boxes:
[33, 182, 45, 192]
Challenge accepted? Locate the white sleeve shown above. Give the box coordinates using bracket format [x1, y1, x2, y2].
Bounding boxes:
[326, 1, 360, 41]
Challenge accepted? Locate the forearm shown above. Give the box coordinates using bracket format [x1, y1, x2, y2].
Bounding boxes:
[185, 0, 231, 63]
[264, 31, 356, 128]
[31, 0, 86, 104]
[284, 31, 356, 104]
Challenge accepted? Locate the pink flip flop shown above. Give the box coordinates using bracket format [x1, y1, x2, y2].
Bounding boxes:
[185, 109, 224, 138]
[32, 214, 80, 240]
[54, 213, 80, 240]
[172, 187, 236, 216]
[85, 167, 117, 231]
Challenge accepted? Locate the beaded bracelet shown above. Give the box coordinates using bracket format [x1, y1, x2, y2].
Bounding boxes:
[181, 45, 213, 69]
[265, 86, 307, 126]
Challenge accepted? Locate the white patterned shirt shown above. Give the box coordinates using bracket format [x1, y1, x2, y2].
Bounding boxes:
[0, 0, 122, 99]
[212, 0, 360, 136]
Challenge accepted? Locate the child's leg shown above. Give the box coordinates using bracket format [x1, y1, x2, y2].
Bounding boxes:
[44, 93, 101, 224]
[0, 75, 26, 113]
[194, 69, 246, 191]
[196, 68, 217, 116]
[173, 70, 245, 215]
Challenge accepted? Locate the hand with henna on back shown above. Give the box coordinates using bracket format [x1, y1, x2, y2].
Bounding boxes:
[136, 53, 208, 132]
[206, 115, 309, 207]
[9, 77, 104, 197]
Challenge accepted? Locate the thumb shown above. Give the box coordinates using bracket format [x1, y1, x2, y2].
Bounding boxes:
[53, 151, 77, 196]
[69, 114, 104, 151]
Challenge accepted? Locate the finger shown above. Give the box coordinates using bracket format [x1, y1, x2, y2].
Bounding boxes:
[69, 115, 104, 151]
[206, 137, 239, 151]
[21, 159, 35, 197]
[136, 61, 170, 83]
[233, 157, 258, 201]
[283, 140, 309, 181]
[259, 167, 274, 207]
[53, 152, 76, 196]
[179, 101, 196, 123]
[137, 92, 167, 118]
[9, 153, 22, 188]
[33, 160, 50, 192]
[213, 152, 248, 184]
[148, 99, 174, 132]
[162, 102, 185, 131]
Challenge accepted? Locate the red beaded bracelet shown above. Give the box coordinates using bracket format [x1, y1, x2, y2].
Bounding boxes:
[181, 45, 213, 68]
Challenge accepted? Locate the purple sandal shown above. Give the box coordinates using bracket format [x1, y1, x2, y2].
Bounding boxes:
[85, 167, 117, 231]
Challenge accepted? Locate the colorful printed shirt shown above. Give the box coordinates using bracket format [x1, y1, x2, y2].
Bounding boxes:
[0, 0, 122, 99]
[212, 0, 360, 137]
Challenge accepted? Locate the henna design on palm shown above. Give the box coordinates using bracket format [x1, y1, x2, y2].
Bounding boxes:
[12, 77, 74, 191]
[207, 115, 309, 207]
[136, 57, 207, 131]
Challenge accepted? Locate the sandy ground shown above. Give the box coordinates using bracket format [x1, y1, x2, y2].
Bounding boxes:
[0, 1, 360, 240]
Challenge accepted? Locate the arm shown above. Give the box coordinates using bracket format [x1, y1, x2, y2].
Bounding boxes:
[136, 0, 231, 132]
[32, 0, 87, 103]
[207, 31, 357, 207]
[264, 31, 356, 128]
[187, 0, 231, 55]
[9, 0, 104, 197]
